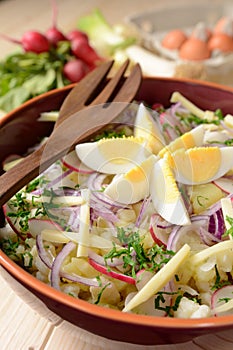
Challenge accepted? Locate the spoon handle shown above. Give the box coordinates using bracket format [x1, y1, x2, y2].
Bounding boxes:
[0, 102, 129, 206]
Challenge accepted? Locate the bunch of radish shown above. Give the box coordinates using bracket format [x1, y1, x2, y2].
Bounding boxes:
[0, 0, 103, 83]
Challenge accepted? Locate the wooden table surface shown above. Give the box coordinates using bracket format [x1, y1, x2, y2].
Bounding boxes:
[1, 0, 233, 349]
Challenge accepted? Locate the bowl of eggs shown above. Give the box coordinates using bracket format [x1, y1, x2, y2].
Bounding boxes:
[127, 2, 233, 85]
[2, 75, 233, 345]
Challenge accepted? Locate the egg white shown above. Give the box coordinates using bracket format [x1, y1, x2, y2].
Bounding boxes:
[75, 136, 152, 174]
[104, 155, 157, 204]
[134, 103, 165, 154]
[150, 155, 190, 225]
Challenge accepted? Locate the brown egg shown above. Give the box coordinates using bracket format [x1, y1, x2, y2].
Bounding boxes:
[161, 29, 187, 50]
[208, 33, 233, 53]
[214, 16, 233, 36]
[179, 38, 211, 61]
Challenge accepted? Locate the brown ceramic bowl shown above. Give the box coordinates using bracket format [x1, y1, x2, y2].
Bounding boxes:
[1, 77, 233, 346]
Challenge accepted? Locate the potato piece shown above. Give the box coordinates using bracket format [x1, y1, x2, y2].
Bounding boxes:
[189, 183, 225, 214]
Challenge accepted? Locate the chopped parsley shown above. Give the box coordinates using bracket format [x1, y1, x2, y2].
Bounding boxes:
[103, 227, 175, 279]
[212, 264, 231, 290]
[154, 291, 183, 317]
[222, 216, 233, 238]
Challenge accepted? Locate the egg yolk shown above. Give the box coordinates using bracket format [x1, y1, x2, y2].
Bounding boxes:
[160, 156, 181, 203]
[172, 147, 221, 183]
[125, 166, 145, 182]
[98, 136, 144, 164]
[159, 129, 197, 158]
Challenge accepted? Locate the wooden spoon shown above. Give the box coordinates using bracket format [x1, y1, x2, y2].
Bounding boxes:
[0, 60, 142, 206]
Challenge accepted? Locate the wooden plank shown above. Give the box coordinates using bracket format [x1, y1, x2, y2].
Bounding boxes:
[193, 333, 233, 350]
[0, 268, 54, 349]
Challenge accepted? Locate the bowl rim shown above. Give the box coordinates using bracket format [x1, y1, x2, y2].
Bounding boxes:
[1, 249, 233, 330]
[2, 75, 233, 331]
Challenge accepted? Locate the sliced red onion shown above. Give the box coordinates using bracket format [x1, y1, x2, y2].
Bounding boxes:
[66, 206, 80, 231]
[167, 216, 210, 251]
[36, 234, 53, 269]
[135, 196, 151, 228]
[199, 227, 221, 246]
[90, 200, 119, 223]
[208, 209, 225, 239]
[51, 241, 76, 290]
[87, 172, 127, 210]
[60, 271, 101, 287]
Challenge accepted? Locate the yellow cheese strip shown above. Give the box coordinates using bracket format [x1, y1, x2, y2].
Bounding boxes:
[122, 244, 191, 312]
[170, 91, 215, 121]
[26, 193, 84, 206]
[77, 189, 91, 257]
[189, 240, 233, 265]
[41, 229, 116, 249]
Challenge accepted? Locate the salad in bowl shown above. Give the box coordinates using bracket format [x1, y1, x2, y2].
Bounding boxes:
[2, 89, 233, 319]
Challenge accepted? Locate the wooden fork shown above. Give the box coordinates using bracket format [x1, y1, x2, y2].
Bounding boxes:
[0, 60, 142, 206]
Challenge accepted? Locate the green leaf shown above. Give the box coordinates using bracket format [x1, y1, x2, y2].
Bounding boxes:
[23, 68, 56, 94]
[0, 86, 30, 112]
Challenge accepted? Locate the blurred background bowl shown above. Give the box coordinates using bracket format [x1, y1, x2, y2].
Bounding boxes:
[1, 76, 233, 345]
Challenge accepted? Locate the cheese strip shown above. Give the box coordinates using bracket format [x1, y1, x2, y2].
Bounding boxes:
[123, 244, 190, 312]
[77, 189, 91, 257]
[190, 240, 233, 265]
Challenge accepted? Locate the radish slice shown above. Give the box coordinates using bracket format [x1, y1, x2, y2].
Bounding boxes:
[213, 178, 233, 194]
[88, 257, 136, 285]
[62, 150, 93, 174]
[211, 285, 233, 316]
[149, 213, 173, 246]
[3, 203, 29, 238]
[28, 218, 63, 238]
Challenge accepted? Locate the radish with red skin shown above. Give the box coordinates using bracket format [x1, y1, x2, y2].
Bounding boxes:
[0, 31, 50, 54]
[67, 29, 88, 42]
[3, 203, 31, 239]
[28, 218, 63, 238]
[213, 178, 233, 195]
[45, 0, 67, 46]
[62, 150, 93, 174]
[88, 257, 136, 285]
[211, 285, 233, 316]
[63, 59, 88, 83]
[46, 27, 67, 47]
[71, 37, 103, 66]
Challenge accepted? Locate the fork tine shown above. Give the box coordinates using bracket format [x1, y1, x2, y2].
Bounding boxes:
[113, 63, 142, 102]
[57, 60, 114, 123]
[90, 59, 130, 105]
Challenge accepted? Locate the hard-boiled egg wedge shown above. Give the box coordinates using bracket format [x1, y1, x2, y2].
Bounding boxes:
[158, 124, 205, 158]
[75, 136, 152, 174]
[150, 153, 190, 225]
[134, 103, 165, 154]
[170, 146, 233, 185]
[104, 155, 157, 204]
